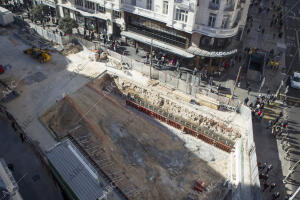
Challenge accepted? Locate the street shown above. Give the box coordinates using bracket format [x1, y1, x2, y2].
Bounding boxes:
[0, 115, 63, 200]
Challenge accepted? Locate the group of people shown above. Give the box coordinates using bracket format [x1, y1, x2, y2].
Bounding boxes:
[244, 94, 269, 120]
[258, 162, 282, 200]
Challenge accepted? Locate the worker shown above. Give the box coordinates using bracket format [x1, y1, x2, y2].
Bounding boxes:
[270, 60, 274, 70]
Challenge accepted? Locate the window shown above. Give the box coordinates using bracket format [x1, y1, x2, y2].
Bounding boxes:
[208, 13, 216, 27]
[131, 0, 136, 6]
[97, 5, 105, 13]
[212, 0, 219, 5]
[175, 9, 188, 22]
[85, 0, 95, 10]
[146, 0, 152, 10]
[75, 0, 83, 6]
[221, 15, 229, 28]
[163, 1, 168, 14]
[113, 10, 121, 18]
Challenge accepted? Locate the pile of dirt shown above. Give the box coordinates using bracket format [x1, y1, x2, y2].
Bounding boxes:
[61, 43, 83, 55]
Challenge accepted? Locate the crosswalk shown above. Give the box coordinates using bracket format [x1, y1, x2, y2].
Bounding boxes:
[263, 102, 282, 120]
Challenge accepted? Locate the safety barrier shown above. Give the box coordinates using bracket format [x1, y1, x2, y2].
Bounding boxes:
[126, 99, 233, 153]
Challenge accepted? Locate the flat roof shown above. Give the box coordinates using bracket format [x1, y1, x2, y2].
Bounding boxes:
[46, 139, 104, 200]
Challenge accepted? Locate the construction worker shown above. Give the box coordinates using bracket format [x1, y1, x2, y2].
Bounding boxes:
[249, 49, 253, 55]
[270, 60, 274, 70]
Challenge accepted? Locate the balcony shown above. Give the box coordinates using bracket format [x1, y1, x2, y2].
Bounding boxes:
[75, 5, 95, 14]
[208, 2, 220, 10]
[224, 3, 235, 11]
[122, 4, 167, 23]
[194, 24, 239, 38]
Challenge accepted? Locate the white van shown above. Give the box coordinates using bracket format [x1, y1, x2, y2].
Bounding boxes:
[290, 72, 300, 89]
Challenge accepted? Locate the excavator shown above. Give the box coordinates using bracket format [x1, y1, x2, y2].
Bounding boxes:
[23, 47, 51, 63]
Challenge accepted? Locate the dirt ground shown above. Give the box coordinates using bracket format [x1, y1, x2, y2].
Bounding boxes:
[41, 74, 229, 200]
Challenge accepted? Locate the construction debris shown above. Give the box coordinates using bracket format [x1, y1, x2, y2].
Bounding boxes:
[61, 42, 83, 56]
[41, 73, 231, 200]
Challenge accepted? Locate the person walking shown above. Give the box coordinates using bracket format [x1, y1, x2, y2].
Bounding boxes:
[135, 47, 139, 54]
[244, 97, 249, 105]
[272, 191, 280, 199]
[20, 133, 25, 143]
[266, 164, 273, 173]
[263, 181, 269, 192]
[248, 87, 252, 95]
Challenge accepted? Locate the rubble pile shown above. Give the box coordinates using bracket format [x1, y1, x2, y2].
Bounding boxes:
[61, 43, 83, 55]
[116, 78, 241, 141]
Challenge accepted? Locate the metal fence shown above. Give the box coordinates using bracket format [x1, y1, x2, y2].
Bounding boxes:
[29, 24, 70, 45]
[74, 37, 241, 111]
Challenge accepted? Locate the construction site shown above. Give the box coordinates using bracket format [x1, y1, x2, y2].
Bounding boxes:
[40, 72, 246, 200]
[0, 19, 258, 199]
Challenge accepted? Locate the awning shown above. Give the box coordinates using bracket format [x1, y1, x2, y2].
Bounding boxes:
[187, 46, 237, 58]
[121, 31, 194, 58]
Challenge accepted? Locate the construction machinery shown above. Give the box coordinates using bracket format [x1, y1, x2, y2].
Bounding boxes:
[23, 47, 51, 63]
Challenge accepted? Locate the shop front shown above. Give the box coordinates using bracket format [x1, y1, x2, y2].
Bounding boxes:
[125, 12, 190, 49]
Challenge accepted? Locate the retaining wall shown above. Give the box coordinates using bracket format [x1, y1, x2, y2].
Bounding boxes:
[240, 105, 261, 200]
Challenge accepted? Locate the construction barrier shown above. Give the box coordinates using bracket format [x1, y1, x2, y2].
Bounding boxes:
[126, 99, 233, 153]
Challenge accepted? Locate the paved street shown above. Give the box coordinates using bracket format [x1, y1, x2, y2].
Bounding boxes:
[285, 96, 300, 198]
[0, 115, 63, 200]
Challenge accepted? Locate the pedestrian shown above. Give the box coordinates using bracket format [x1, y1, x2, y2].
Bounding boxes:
[266, 120, 273, 129]
[244, 97, 249, 105]
[146, 53, 150, 63]
[266, 164, 273, 173]
[261, 162, 267, 171]
[238, 55, 242, 63]
[11, 122, 17, 132]
[272, 191, 280, 199]
[262, 28, 265, 34]
[91, 31, 94, 41]
[175, 60, 180, 71]
[263, 181, 269, 192]
[114, 42, 117, 52]
[135, 47, 139, 54]
[248, 87, 252, 95]
[270, 20, 273, 27]
[103, 35, 107, 46]
[20, 133, 25, 143]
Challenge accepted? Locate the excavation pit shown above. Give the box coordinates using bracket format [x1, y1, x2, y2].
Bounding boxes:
[41, 73, 239, 200]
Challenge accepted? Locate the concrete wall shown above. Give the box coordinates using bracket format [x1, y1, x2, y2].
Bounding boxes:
[239, 105, 261, 200]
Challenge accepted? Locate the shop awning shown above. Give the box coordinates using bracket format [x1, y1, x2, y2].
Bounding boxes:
[121, 31, 194, 58]
[187, 46, 237, 58]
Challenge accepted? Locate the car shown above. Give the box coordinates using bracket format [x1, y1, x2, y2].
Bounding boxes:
[290, 72, 300, 89]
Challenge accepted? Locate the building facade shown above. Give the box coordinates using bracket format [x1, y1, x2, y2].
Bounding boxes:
[56, 0, 250, 68]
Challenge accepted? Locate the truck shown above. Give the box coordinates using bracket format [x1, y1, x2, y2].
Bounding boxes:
[0, 6, 14, 26]
[246, 50, 266, 82]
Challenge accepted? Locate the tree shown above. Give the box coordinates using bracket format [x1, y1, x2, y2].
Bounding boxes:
[58, 17, 78, 35]
[30, 4, 50, 23]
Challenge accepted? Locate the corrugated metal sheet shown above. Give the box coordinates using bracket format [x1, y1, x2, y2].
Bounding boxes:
[46, 139, 103, 200]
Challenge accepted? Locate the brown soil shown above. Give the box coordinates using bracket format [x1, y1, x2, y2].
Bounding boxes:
[41, 74, 228, 200]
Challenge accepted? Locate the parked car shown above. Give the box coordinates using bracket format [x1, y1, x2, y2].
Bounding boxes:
[290, 72, 300, 89]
